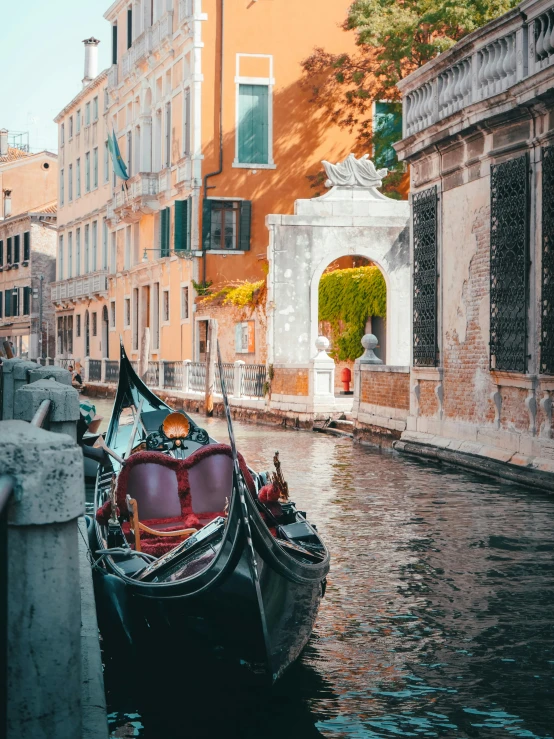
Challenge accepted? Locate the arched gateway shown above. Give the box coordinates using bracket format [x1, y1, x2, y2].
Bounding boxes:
[266, 156, 410, 418]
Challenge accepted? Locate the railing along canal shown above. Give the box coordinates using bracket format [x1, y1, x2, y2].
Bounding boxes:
[105, 360, 119, 384]
[164, 361, 184, 389]
[88, 359, 101, 382]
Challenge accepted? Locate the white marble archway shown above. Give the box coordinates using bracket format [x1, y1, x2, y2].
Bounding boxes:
[266, 156, 411, 368]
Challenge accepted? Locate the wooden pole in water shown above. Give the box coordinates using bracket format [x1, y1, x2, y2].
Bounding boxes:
[139, 327, 150, 381]
[204, 318, 218, 416]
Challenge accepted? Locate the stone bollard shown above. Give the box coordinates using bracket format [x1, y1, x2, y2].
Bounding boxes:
[14, 379, 80, 440]
[1, 420, 85, 739]
[1, 358, 40, 420]
[358, 333, 383, 364]
[28, 365, 72, 387]
[310, 336, 336, 401]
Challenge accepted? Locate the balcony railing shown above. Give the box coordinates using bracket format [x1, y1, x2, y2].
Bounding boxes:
[399, 3, 554, 138]
[110, 173, 160, 222]
[107, 64, 118, 90]
[51, 271, 109, 302]
[179, 0, 193, 23]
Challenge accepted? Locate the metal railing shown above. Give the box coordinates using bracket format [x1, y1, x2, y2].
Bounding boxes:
[146, 361, 159, 387]
[31, 399, 52, 428]
[189, 362, 206, 392]
[105, 360, 119, 384]
[164, 361, 184, 389]
[241, 364, 267, 398]
[88, 359, 101, 382]
[56, 358, 73, 370]
[215, 363, 235, 395]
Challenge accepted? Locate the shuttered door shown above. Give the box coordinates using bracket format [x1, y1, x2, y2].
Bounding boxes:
[238, 85, 269, 165]
[174, 198, 191, 251]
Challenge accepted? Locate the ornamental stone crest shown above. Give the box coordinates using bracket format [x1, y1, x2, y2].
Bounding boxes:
[322, 154, 388, 189]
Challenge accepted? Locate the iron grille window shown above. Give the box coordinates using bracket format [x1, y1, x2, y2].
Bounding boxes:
[412, 186, 438, 366]
[490, 153, 530, 373]
[541, 145, 554, 374]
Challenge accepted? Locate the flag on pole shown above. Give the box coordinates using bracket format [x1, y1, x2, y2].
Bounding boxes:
[108, 129, 129, 181]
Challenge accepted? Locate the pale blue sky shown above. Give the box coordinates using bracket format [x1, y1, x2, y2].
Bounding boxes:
[0, 0, 111, 154]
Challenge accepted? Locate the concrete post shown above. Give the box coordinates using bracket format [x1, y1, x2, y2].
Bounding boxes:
[159, 360, 165, 389]
[100, 358, 107, 383]
[183, 359, 191, 392]
[28, 365, 72, 387]
[310, 336, 335, 401]
[83, 357, 90, 382]
[1, 358, 40, 420]
[14, 379, 80, 440]
[1, 420, 85, 739]
[234, 360, 245, 398]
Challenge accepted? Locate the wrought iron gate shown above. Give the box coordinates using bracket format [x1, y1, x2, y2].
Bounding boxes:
[542, 145, 554, 374]
[413, 186, 438, 367]
[490, 153, 529, 373]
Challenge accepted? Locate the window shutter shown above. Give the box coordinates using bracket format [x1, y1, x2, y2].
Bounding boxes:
[23, 287, 31, 315]
[160, 208, 167, 256]
[14, 235, 20, 263]
[23, 232, 30, 261]
[239, 200, 252, 251]
[7, 237, 12, 264]
[174, 199, 190, 251]
[238, 85, 269, 165]
[0, 292, 2, 319]
[0, 240, 3, 265]
[5, 290, 10, 318]
[202, 199, 213, 251]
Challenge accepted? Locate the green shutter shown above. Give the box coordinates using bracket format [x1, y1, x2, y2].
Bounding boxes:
[160, 207, 170, 257]
[238, 85, 269, 165]
[0, 291, 2, 319]
[14, 235, 20, 263]
[174, 198, 191, 251]
[5, 290, 9, 317]
[239, 200, 252, 251]
[23, 232, 30, 261]
[202, 199, 213, 251]
[23, 287, 31, 315]
[0, 240, 3, 266]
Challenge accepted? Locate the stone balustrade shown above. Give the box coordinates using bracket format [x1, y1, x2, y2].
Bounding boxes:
[51, 270, 109, 302]
[400, 0, 554, 138]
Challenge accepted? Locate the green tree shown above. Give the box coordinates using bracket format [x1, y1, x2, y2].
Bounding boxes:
[302, 0, 518, 151]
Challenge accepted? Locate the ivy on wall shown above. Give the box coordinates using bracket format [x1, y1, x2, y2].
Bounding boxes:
[319, 266, 386, 361]
[200, 279, 266, 311]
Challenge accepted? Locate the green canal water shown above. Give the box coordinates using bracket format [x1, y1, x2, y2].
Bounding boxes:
[90, 401, 554, 739]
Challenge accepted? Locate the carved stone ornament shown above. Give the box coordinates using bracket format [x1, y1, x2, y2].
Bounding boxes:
[322, 154, 388, 189]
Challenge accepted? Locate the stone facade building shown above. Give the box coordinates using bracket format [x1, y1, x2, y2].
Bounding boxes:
[0, 133, 57, 358]
[394, 0, 554, 479]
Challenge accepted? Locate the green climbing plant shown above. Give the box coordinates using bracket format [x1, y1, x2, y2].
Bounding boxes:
[319, 266, 386, 361]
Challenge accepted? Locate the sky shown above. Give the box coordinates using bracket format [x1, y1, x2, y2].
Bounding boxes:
[0, 0, 111, 154]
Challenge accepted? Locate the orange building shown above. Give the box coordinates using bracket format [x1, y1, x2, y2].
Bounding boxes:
[55, 0, 362, 367]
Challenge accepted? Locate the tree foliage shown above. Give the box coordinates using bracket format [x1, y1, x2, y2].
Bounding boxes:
[319, 266, 386, 361]
[302, 0, 518, 149]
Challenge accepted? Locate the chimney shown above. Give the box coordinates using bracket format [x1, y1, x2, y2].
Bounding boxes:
[82, 37, 100, 87]
[3, 189, 12, 219]
[0, 129, 8, 157]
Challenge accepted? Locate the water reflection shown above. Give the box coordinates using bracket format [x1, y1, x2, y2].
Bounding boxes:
[93, 404, 554, 739]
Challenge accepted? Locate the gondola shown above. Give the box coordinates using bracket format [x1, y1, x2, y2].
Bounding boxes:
[87, 343, 329, 683]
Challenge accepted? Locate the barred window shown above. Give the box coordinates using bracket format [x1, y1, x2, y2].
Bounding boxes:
[490, 153, 529, 373]
[412, 186, 438, 367]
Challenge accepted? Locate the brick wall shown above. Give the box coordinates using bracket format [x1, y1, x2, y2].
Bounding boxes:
[272, 368, 309, 396]
[360, 368, 409, 409]
[419, 380, 439, 417]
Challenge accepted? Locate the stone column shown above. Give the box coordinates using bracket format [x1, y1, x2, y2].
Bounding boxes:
[183, 359, 191, 392]
[83, 357, 90, 382]
[309, 336, 335, 410]
[2, 420, 85, 739]
[1, 358, 39, 420]
[101, 358, 107, 383]
[14, 379, 80, 440]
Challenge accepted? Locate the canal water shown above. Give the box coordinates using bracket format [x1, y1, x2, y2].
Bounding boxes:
[90, 400, 554, 739]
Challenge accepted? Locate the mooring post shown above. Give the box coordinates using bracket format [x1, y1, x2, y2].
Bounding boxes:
[27, 364, 72, 387]
[0, 358, 40, 420]
[204, 318, 218, 416]
[1, 420, 85, 739]
[14, 378, 80, 440]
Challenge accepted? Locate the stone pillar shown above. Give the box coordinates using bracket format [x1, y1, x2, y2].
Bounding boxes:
[101, 358, 107, 383]
[159, 360, 165, 389]
[14, 379, 80, 440]
[1, 358, 39, 420]
[309, 336, 335, 406]
[28, 365, 72, 387]
[234, 360, 245, 398]
[183, 359, 191, 392]
[83, 357, 90, 382]
[2, 420, 85, 739]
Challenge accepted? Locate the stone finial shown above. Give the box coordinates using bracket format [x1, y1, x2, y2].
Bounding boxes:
[358, 334, 383, 364]
[313, 336, 335, 365]
[322, 154, 388, 189]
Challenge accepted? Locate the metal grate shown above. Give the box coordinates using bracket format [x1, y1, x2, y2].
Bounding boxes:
[412, 186, 438, 366]
[542, 146, 554, 374]
[189, 362, 206, 392]
[88, 359, 101, 382]
[490, 153, 529, 373]
[105, 360, 119, 384]
[241, 364, 266, 397]
[164, 361, 184, 389]
[215, 363, 235, 395]
[146, 362, 159, 387]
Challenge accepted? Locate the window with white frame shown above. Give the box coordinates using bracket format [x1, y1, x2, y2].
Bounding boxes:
[110, 231, 116, 273]
[85, 102, 91, 127]
[68, 164, 73, 202]
[152, 282, 160, 349]
[61, 123, 65, 147]
[92, 220, 98, 271]
[93, 147, 98, 189]
[183, 88, 191, 156]
[69, 116, 73, 138]
[68, 231, 73, 278]
[76, 228, 81, 276]
[162, 289, 169, 322]
[76, 158, 81, 198]
[127, 131, 132, 177]
[93, 96, 99, 121]
[234, 54, 274, 168]
[165, 101, 171, 169]
[102, 218, 108, 269]
[60, 169, 64, 206]
[84, 224, 90, 273]
[110, 300, 116, 328]
[58, 235, 64, 279]
[85, 152, 90, 192]
[181, 285, 189, 320]
[104, 140, 110, 183]
[76, 109, 81, 133]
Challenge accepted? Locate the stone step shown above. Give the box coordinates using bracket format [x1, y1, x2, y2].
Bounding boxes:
[330, 419, 354, 432]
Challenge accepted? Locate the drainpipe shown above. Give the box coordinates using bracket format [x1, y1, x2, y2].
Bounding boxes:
[202, 0, 224, 286]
